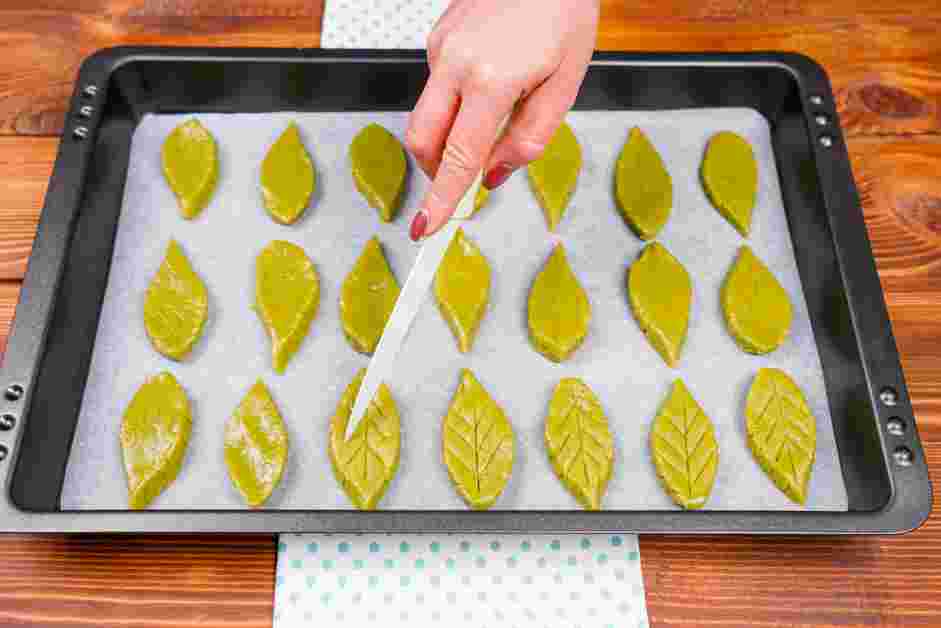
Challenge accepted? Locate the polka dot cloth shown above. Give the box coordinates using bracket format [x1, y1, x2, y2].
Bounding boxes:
[274, 534, 648, 627]
[321, 0, 450, 49]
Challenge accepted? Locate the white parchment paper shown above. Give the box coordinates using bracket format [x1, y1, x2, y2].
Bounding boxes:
[61, 109, 848, 512]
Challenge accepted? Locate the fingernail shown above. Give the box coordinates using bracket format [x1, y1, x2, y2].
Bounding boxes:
[484, 163, 514, 190]
[410, 211, 428, 242]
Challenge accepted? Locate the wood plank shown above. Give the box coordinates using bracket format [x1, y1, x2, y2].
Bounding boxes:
[0, 137, 52, 280]
[0, 281, 19, 357]
[0, 5, 938, 136]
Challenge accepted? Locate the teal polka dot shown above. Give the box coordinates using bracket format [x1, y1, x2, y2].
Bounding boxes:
[278, 541, 287, 553]
[475, 556, 486, 568]
[338, 542, 350, 553]
[321, 559, 333, 570]
[580, 538, 591, 550]
[306, 542, 318, 553]
[521, 540, 531, 551]
[338, 575, 348, 588]
[460, 541, 471, 552]
[549, 539, 561, 551]
[369, 542, 380, 553]
[611, 535, 623, 547]
[399, 541, 410, 553]
[400, 575, 411, 587]
[353, 559, 365, 569]
[384, 558, 395, 568]
[430, 541, 441, 553]
[320, 592, 332, 605]
[291, 559, 303, 569]
[415, 558, 425, 569]
[490, 540, 501, 551]
[306, 575, 317, 588]
[446, 558, 456, 570]
[567, 555, 578, 566]
[507, 556, 518, 567]
[597, 553, 609, 565]
[628, 550, 639, 561]
[368, 575, 379, 588]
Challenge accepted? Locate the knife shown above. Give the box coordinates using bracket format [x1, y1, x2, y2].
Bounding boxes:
[345, 117, 509, 440]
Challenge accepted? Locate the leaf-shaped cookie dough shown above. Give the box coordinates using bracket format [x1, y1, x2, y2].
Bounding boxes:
[120, 372, 191, 509]
[701, 131, 757, 236]
[721, 246, 792, 354]
[340, 236, 400, 354]
[225, 380, 289, 507]
[650, 380, 719, 510]
[434, 227, 491, 353]
[627, 242, 692, 367]
[615, 127, 672, 240]
[746, 368, 816, 504]
[143, 240, 208, 361]
[260, 122, 315, 225]
[527, 243, 591, 362]
[443, 369, 514, 510]
[527, 121, 582, 231]
[544, 378, 614, 510]
[328, 369, 401, 510]
[255, 240, 320, 373]
[350, 123, 407, 222]
[161, 118, 218, 219]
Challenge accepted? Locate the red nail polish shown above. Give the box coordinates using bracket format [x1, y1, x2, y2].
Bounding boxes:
[484, 164, 513, 190]
[410, 211, 428, 241]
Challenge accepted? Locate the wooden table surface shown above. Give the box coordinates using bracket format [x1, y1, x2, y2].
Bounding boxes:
[1, 2, 940, 626]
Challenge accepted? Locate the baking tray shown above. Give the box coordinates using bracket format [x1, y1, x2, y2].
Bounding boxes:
[0, 47, 931, 533]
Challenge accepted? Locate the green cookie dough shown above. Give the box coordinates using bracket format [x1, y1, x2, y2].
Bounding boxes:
[469, 185, 490, 218]
[746, 368, 816, 505]
[120, 372, 192, 509]
[627, 242, 692, 367]
[615, 127, 672, 240]
[260, 122, 315, 225]
[527, 243, 591, 362]
[443, 369, 514, 510]
[350, 123, 407, 222]
[434, 227, 491, 353]
[340, 237, 401, 355]
[161, 118, 218, 219]
[328, 369, 401, 510]
[527, 121, 582, 231]
[255, 240, 320, 373]
[649, 380, 719, 510]
[144, 240, 208, 361]
[701, 131, 758, 236]
[225, 379, 289, 507]
[721, 246, 792, 354]
[544, 378, 614, 510]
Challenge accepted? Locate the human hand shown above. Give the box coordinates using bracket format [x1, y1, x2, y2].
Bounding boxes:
[405, 0, 600, 240]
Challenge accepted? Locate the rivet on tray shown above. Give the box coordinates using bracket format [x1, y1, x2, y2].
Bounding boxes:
[880, 386, 899, 407]
[4, 384, 23, 402]
[809, 95, 824, 106]
[819, 135, 833, 148]
[815, 114, 829, 126]
[892, 446, 914, 467]
[0, 445, 7, 462]
[886, 416, 907, 437]
[73, 126, 89, 141]
[0, 415, 13, 431]
[83, 85, 99, 98]
[78, 105, 94, 119]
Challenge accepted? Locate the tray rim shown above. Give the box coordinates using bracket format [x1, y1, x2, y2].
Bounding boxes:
[0, 46, 931, 534]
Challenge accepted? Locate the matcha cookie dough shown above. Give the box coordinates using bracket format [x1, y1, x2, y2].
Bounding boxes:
[615, 127, 672, 240]
[350, 123, 408, 222]
[260, 122, 316, 225]
[544, 378, 614, 510]
[255, 240, 320, 373]
[746, 368, 816, 505]
[225, 379, 289, 507]
[701, 131, 758, 237]
[434, 227, 491, 353]
[443, 369, 514, 510]
[340, 237, 401, 355]
[527, 121, 582, 231]
[120, 372, 192, 509]
[649, 380, 719, 510]
[144, 240, 208, 361]
[328, 369, 401, 510]
[627, 242, 692, 367]
[161, 118, 218, 219]
[721, 246, 792, 354]
[527, 243, 591, 362]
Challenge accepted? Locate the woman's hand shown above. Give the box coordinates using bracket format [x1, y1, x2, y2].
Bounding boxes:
[405, 0, 600, 240]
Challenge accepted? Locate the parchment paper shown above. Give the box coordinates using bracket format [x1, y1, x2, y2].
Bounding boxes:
[61, 109, 849, 512]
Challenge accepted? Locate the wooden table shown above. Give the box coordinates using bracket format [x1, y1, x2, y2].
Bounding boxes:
[1, 2, 939, 626]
